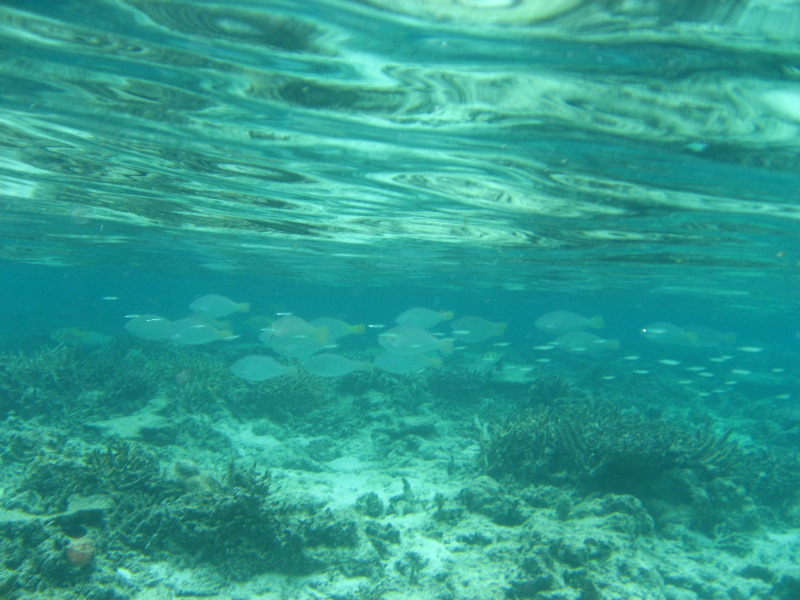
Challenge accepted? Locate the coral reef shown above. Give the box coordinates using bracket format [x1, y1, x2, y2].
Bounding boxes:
[483, 396, 800, 533]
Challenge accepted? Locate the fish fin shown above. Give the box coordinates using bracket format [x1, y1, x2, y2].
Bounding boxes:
[440, 310, 455, 321]
[590, 315, 604, 329]
[350, 323, 366, 334]
[238, 302, 251, 313]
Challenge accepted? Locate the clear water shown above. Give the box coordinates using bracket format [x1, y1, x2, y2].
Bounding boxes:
[1, 0, 800, 597]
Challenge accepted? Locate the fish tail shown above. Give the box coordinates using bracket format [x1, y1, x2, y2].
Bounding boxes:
[440, 310, 455, 321]
[350, 323, 366, 334]
[439, 338, 455, 355]
[495, 322, 508, 336]
[238, 302, 251, 313]
[590, 315, 604, 329]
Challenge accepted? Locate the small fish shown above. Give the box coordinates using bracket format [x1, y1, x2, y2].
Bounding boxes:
[262, 315, 329, 358]
[301, 353, 369, 377]
[125, 314, 173, 341]
[553, 331, 619, 354]
[677, 380, 693, 385]
[374, 352, 441, 375]
[367, 324, 386, 329]
[724, 381, 738, 386]
[623, 355, 640, 361]
[698, 372, 714, 378]
[190, 294, 250, 318]
[535, 310, 603, 336]
[772, 368, 786, 373]
[395, 307, 454, 329]
[230, 355, 297, 382]
[51, 327, 113, 348]
[686, 366, 705, 372]
[535, 358, 551, 363]
[101, 296, 119, 301]
[379, 326, 453, 356]
[276, 312, 294, 316]
[170, 316, 235, 345]
[776, 394, 791, 400]
[633, 369, 650, 375]
[450, 316, 506, 343]
[737, 346, 764, 353]
[480, 351, 503, 363]
[730, 369, 751, 376]
[600, 375, 616, 381]
[640, 322, 698, 347]
[533, 345, 555, 351]
[658, 359, 681, 366]
[492, 342, 510, 347]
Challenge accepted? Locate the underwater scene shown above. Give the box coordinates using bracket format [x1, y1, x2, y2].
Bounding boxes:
[1, 1, 800, 599]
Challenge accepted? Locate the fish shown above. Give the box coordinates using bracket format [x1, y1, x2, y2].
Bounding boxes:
[51, 327, 113, 348]
[552, 331, 619, 354]
[737, 346, 764, 353]
[640, 322, 698, 347]
[245, 315, 276, 332]
[657, 359, 681, 366]
[301, 353, 369, 377]
[230, 355, 297, 382]
[374, 352, 442, 375]
[189, 294, 250, 319]
[449, 316, 507, 343]
[479, 351, 503, 364]
[395, 307, 454, 329]
[535, 310, 603, 336]
[259, 315, 329, 358]
[684, 326, 737, 348]
[310, 317, 365, 340]
[169, 316, 235, 345]
[124, 314, 174, 341]
[378, 325, 454, 356]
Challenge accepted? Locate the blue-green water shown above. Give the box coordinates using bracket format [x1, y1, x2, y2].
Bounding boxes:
[1, 1, 800, 599]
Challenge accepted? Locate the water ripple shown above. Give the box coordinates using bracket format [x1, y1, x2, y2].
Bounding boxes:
[0, 0, 798, 294]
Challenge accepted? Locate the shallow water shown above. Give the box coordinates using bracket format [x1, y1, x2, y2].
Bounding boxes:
[1, 2, 799, 599]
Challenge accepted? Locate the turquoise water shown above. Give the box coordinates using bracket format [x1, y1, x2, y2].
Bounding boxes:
[1, 1, 800, 599]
